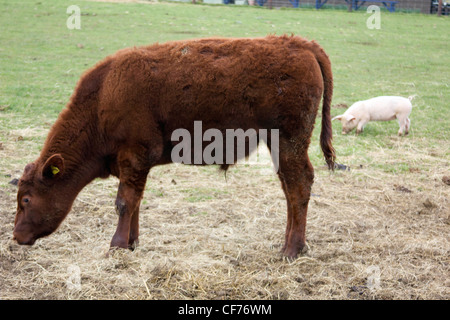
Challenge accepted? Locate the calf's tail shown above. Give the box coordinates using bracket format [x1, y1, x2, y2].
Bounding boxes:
[314, 44, 336, 170]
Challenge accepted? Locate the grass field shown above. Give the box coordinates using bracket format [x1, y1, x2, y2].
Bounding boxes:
[0, 0, 449, 299]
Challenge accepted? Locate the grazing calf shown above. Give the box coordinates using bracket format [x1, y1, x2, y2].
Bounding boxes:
[13, 35, 335, 259]
[332, 96, 414, 135]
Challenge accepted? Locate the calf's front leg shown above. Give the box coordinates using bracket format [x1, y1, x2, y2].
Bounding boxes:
[110, 150, 150, 250]
[111, 182, 144, 250]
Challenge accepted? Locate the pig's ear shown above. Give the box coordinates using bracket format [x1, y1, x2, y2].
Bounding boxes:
[345, 114, 356, 122]
[332, 115, 343, 121]
[41, 154, 65, 180]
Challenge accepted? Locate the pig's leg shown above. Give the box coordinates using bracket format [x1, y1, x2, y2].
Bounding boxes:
[397, 115, 409, 136]
[356, 121, 366, 135]
[404, 118, 411, 135]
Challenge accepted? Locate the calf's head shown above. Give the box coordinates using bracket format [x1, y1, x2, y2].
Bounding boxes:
[332, 114, 356, 134]
[13, 154, 72, 245]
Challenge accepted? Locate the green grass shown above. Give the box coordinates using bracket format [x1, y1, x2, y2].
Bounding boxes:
[0, 0, 448, 174]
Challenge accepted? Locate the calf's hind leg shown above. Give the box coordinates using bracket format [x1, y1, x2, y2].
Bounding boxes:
[276, 140, 314, 259]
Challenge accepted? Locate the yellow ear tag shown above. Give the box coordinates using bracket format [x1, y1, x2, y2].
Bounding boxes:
[51, 165, 60, 175]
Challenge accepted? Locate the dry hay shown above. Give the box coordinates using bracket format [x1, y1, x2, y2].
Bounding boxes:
[0, 138, 449, 300]
[332, 103, 349, 109]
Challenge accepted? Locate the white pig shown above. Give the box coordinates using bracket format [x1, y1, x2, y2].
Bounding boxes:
[332, 96, 414, 136]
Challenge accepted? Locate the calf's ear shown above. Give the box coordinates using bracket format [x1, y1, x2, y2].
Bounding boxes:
[41, 154, 65, 179]
[332, 115, 343, 121]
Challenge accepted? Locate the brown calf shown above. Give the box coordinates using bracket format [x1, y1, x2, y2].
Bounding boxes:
[13, 35, 335, 258]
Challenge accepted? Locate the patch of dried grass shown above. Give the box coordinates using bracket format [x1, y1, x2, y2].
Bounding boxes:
[0, 134, 449, 300]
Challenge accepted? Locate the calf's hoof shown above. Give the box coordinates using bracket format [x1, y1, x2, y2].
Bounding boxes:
[110, 235, 129, 250]
[106, 246, 123, 258]
[282, 242, 309, 261]
[128, 239, 139, 251]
